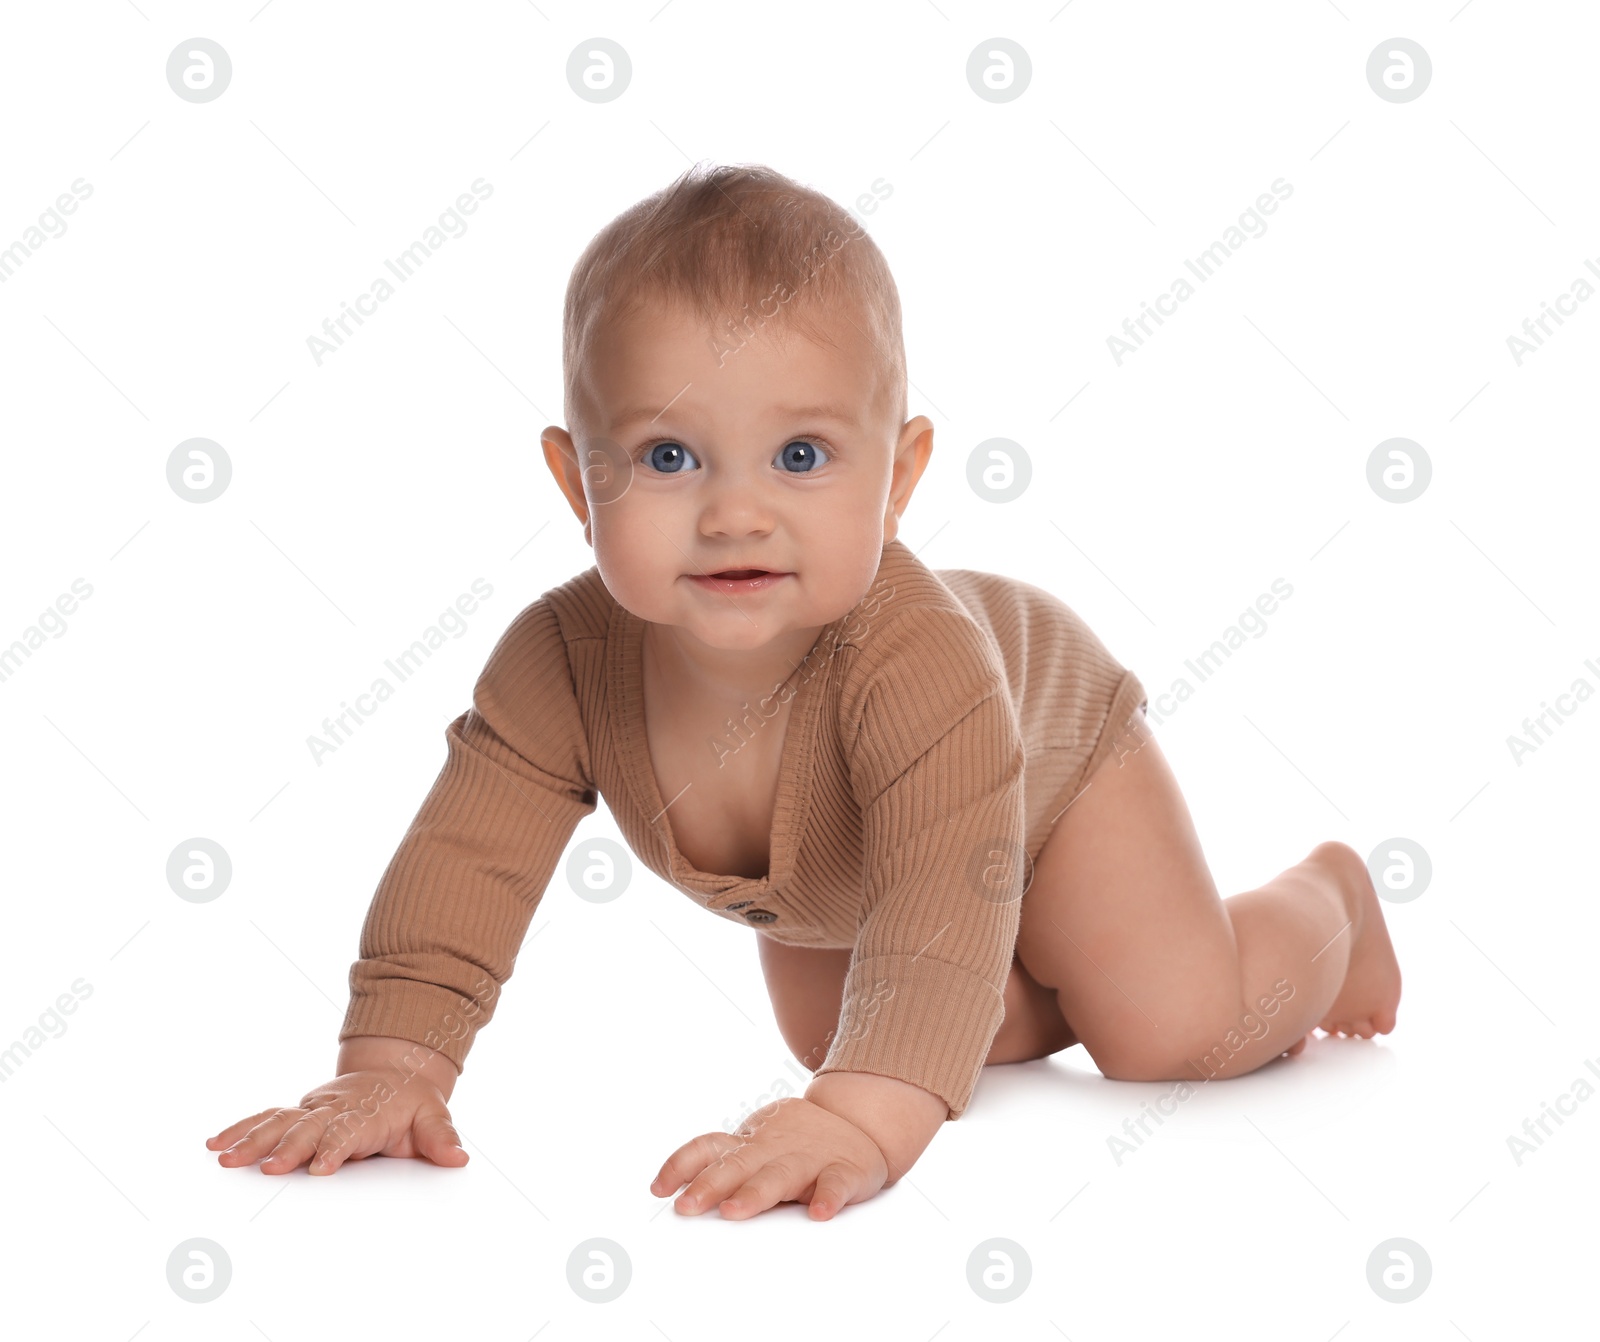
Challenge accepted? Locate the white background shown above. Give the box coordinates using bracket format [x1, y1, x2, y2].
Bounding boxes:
[1, 1, 1595, 1338]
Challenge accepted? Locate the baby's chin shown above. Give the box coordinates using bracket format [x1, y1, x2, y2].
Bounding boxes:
[655, 588, 823, 644]
[631, 585, 863, 654]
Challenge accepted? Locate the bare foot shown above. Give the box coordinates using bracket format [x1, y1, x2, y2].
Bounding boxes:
[1314, 842, 1402, 1040]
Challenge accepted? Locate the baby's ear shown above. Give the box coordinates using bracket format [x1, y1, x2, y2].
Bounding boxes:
[885, 418, 934, 532]
[541, 429, 592, 528]
[542, 428, 581, 477]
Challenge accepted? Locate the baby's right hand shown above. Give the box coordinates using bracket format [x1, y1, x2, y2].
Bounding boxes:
[207, 1039, 468, 1176]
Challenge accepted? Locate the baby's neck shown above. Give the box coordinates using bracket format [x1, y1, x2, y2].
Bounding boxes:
[643, 620, 826, 706]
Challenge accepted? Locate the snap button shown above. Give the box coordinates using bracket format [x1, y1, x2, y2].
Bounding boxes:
[743, 908, 778, 924]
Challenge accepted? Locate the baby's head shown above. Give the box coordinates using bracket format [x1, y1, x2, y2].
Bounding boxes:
[542, 162, 932, 656]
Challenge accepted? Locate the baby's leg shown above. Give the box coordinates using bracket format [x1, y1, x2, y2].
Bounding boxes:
[1015, 713, 1400, 1082]
[757, 938, 1076, 1074]
[756, 938, 854, 1072]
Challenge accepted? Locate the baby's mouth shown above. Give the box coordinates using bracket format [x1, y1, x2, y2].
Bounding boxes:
[688, 567, 792, 591]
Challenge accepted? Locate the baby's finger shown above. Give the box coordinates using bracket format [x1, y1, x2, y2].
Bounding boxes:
[721, 1154, 816, 1220]
[650, 1131, 746, 1203]
[676, 1138, 765, 1216]
[260, 1110, 334, 1175]
[305, 1116, 371, 1175]
[207, 1108, 289, 1151]
[213, 1109, 305, 1166]
[806, 1163, 859, 1220]
[411, 1107, 470, 1168]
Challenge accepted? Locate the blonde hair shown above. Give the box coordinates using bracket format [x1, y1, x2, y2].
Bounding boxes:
[561, 162, 907, 437]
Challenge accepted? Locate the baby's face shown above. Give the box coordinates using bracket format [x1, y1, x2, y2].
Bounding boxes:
[544, 297, 928, 658]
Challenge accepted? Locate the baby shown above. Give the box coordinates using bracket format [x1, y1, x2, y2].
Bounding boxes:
[208, 163, 1402, 1220]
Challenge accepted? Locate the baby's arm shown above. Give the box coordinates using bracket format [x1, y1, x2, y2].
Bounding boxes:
[208, 598, 597, 1175]
[806, 605, 1027, 1121]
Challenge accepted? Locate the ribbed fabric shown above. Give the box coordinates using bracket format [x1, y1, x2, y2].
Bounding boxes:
[339, 538, 1147, 1119]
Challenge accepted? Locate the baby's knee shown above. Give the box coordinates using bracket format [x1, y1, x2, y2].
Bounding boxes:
[1082, 1011, 1239, 1083]
[1092, 1047, 1197, 1083]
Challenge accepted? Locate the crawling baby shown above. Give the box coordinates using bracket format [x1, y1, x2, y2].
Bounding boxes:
[209, 162, 1401, 1220]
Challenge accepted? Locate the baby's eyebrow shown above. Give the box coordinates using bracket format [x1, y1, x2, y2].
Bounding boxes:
[768, 403, 859, 426]
[610, 401, 860, 431]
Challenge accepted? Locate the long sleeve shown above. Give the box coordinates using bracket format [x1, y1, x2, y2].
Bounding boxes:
[338, 597, 597, 1072]
[811, 604, 1027, 1120]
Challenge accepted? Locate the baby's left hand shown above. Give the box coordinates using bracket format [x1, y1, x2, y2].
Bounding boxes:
[651, 1096, 889, 1220]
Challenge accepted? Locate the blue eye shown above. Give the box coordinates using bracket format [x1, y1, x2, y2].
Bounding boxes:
[641, 441, 699, 474]
[636, 438, 831, 474]
[775, 439, 828, 473]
